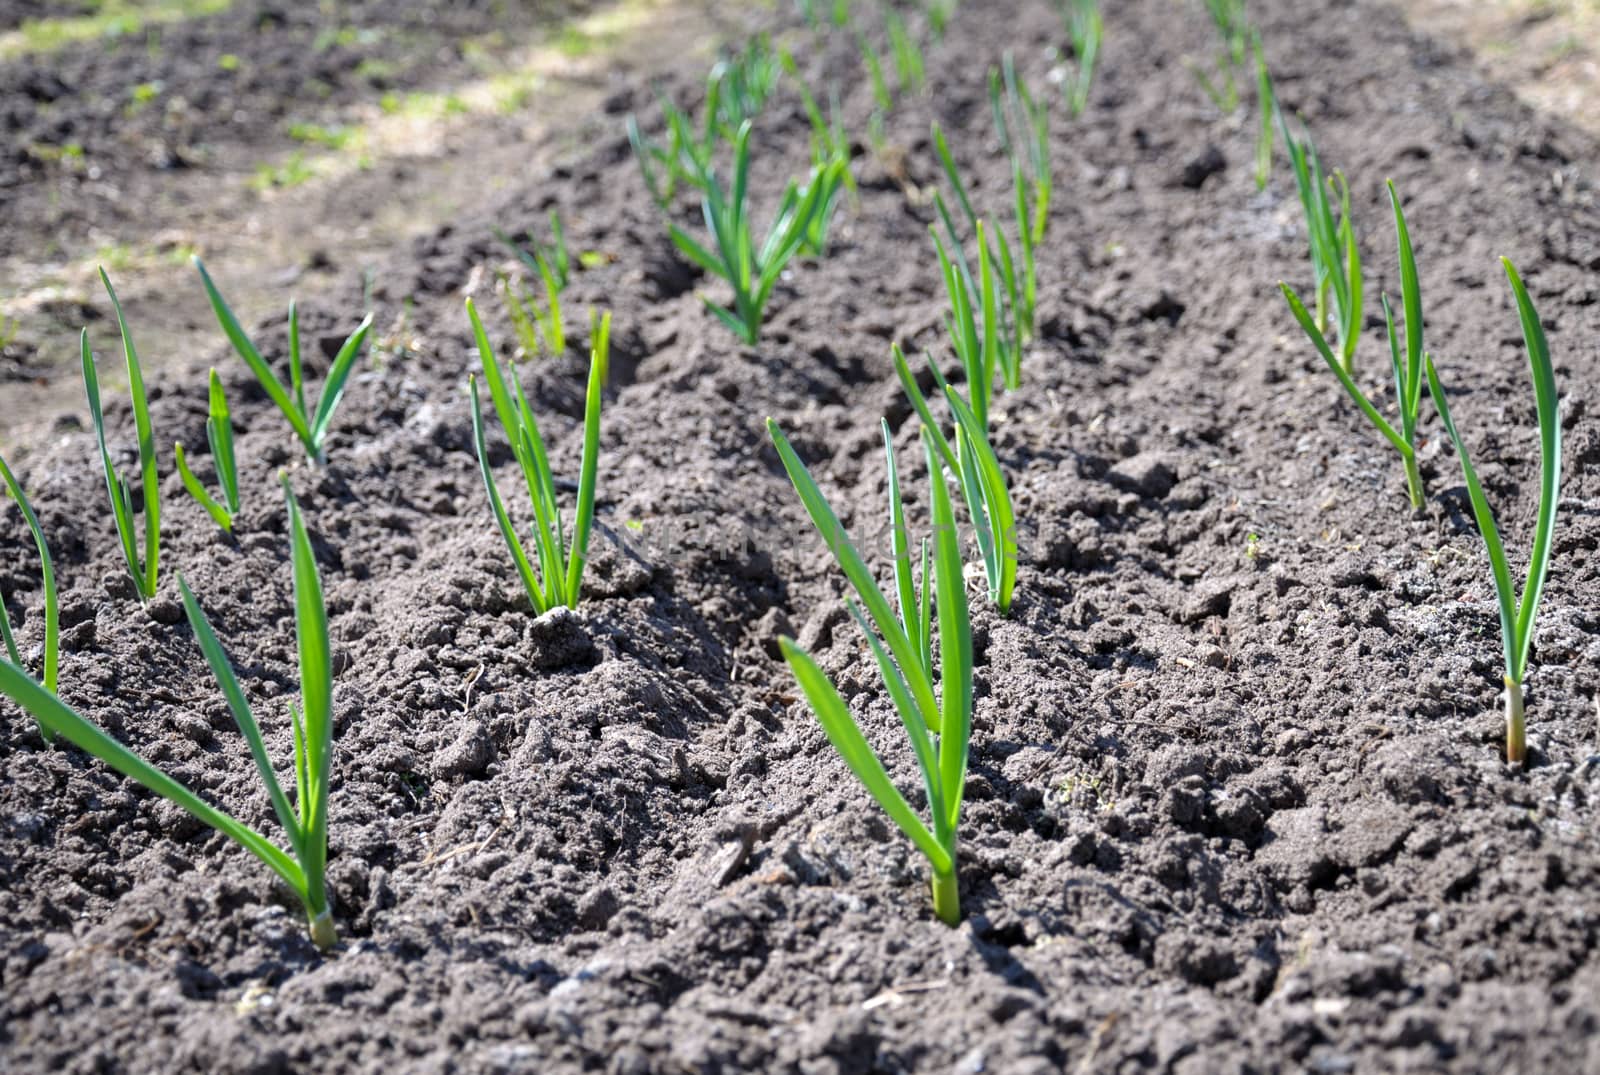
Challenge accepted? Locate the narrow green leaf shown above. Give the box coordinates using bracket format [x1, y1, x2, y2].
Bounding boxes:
[1502, 259, 1562, 680]
[288, 300, 306, 420]
[925, 429, 972, 837]
[194, 256, 315, 454]
[563, 311, 610, 603]
[175, 443, 234, 531]
[0, 450, 58, 697]
[932, 122, 980, 238]
[1425, 357, 1519, 679]
[100, 269, 159, 598]
[945, 389, 1017, 612]
[846, 600, 942, 807]
[1280, 283, 1411, 458]
[178, 576, 299, 848]
[1387, 182, 1426, 423]
[470, 377, 547, 614]
[892, 345, 959, 476]
[206, 369, 240, 514]
[82, 330, 145, 600]
[0, 658, 307, 898]
[778, 638, 951, 875]
[882, 419, 921, 672]
[282, 478, 332, 913]
[308, 313, 375, 453]
[767, 419, 941, 731]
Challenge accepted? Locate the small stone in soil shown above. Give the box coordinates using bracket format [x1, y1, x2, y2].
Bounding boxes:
[432, 721, 496, 779]
[1107, 450, 1179, 499]
[526, 606, 597, 669]
[576, 884, 619, 930]
[1179, 144, 1227, 188]
[146, 596, 184, 625]
[102, 572, 136, 601]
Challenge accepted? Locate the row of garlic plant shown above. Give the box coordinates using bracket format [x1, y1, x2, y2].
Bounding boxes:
[1219, 7, 1565, 768]
[1, 259, 368, 945]
[760, 1, 1101, 922]
[0, 253, 613, 948]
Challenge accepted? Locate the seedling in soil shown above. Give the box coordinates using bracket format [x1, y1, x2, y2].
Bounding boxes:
[1425, 259, 1561, 768]
[857, 29, 894, 114]
[1187, 0, 1252, 113]
[496, 211, 572, 357]
[1203, 0, 1251, 67]
[667, 121, 842, 345]
[194, 256, 375, 464]
[1280, 120, 1362, 374]
[627, 102, 703, 210]
[174, 369, 241, 532]
[0, 449, 59, 740]
[931, 125, 1031, 355]
[1280, 181, 1425, 508]
[924, 0, 957, 41]
[1057, 0, 1102, 118]
[780, 49, 857, 200]
[768, 418, 972, 925]
[793, 154, 849, 259]
[706, 34, 781, 143]
[929, 215, 1020, 417]
[84, 268, 160, 603]
[893, 343, 1017, 613]
[990, 52, 1052, 246]
[0, 478, 341, 948]
[885, 10, 925, 95]
[467, 299, 609, 614]
[495, 212, 572, 358]
[1189, 52, 1240, 112]
[628, 38, 779, 211]
[1253, 34, 1277, 189]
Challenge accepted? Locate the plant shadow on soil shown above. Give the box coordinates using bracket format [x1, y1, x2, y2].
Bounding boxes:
[4, 0, 1600, 1072]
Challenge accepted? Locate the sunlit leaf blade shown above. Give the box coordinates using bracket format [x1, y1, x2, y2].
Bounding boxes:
[178, 576, 298, 847]
[564, 312, 610, 603]
[282, 478, 333, 919]
[944, 389, 1017, 612]
[0, 449, 58, 699]
[206, 369, 240, 514]
[882, 420, 923, 669]
[82, 330, 147, 600]
[1425, 356, 1519, 679]
[1502, 259, 1562, 680]
[1279, 283, 1410, 457]
[99, 268, 160, 598]
[777, 638, 951, 874]
[194, 256, 315, 455]
[175, 442, 234, 531]
[0, 658, 306, 898]
[925, 430, 971, 836]
[470, 377, 546, 614]
[767, 419, 941, 731]
[309, 314, 375, 451]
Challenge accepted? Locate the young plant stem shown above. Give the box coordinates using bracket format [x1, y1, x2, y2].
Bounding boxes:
[195, 256, 374, 464]
[1425, 258, 1561, 767]
[0, 478, 339, 948]
[84, 270, 160, 602]
[0, 450, 59, 740]
[1505, 677, 1526, 767]
[931, 866, 960, 926]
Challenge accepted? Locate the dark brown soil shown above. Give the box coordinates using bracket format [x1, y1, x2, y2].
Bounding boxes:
[4, 0, 1600, 1071]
